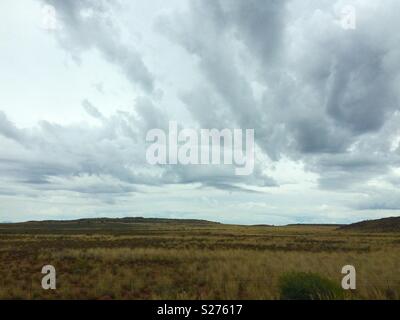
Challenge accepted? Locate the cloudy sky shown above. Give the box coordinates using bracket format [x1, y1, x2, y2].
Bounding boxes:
[0, 0, 399, 224]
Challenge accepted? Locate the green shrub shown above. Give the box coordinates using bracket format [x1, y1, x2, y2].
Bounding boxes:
[279, 272, 344, 300]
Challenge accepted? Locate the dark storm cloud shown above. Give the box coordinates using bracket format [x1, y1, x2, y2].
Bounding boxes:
[39, 0, 155, 93]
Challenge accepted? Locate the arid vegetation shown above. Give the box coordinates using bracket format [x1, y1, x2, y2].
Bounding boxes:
[0, 218, 399, 299]
[339, 216, 400, 233]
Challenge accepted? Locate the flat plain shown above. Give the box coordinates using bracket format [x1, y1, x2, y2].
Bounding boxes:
[0, 218, 399, 299]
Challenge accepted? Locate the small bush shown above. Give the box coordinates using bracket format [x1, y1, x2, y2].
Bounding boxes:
[279, 272, 344, 300]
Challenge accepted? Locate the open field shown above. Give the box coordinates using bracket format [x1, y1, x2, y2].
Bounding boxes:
[0, 218, 399, 299]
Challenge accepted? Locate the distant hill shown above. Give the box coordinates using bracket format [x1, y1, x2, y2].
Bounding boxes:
[286, 223, 344, 227]
[22, 217, 219, 225]
[3, 216, 400, 234]
[0, 217, 221, 235]
[338, 216, 400, 233]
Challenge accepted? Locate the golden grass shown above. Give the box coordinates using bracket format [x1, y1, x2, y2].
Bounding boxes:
[0, 224, 399, 299]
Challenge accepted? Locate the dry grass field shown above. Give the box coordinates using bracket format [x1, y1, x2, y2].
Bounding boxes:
[0, 218, 399, 300]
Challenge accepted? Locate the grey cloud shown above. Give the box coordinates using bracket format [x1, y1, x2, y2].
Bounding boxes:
[325, 40, 398, 134]
[355, 190, 400, 211]
[0, 111, 27, 145]
[82, 99, 104, 119]
[157, 0, 400, 190]
[180, 88, 234, 129]
[311, 152, 398, 190]
[156, 0, 265, 131]
[39, 0, 155, 93]
[289, 118, 349, 154]
[0, 104, 275, 198]
[224, 0, 288, 65]
[160, 163, 277, 190]
[200, 183, 263, 194]
[358, 202, 400, 211]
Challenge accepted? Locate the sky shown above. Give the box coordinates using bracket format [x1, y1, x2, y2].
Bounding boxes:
[0, 0, 399, 224]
